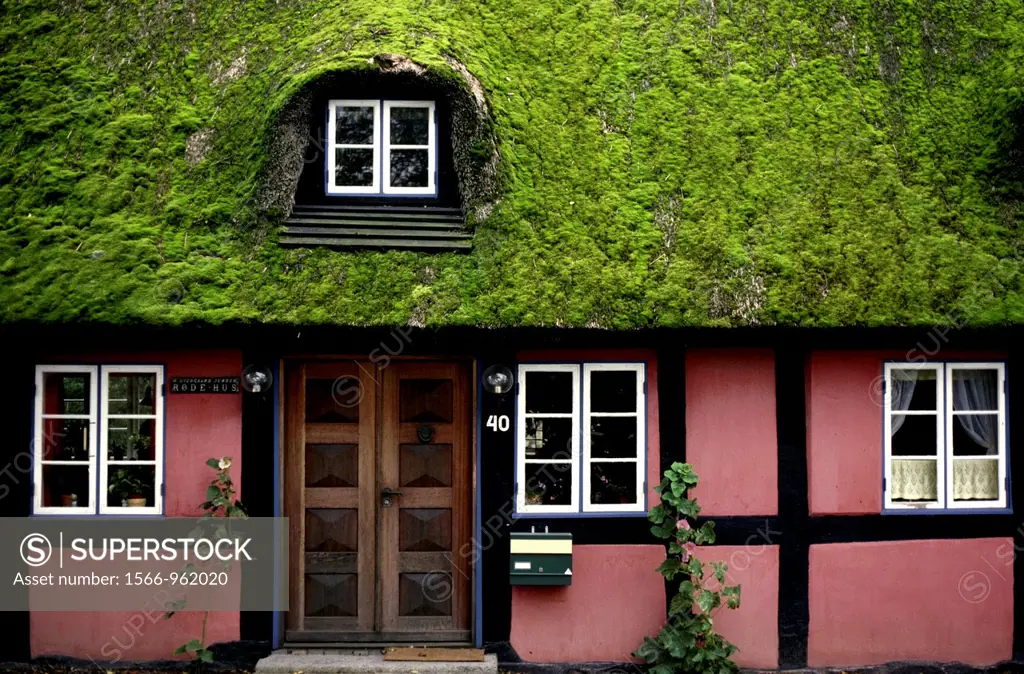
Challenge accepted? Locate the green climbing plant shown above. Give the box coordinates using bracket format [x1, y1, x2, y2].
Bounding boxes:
[635, 462, 741, 674]
[165, 457, 248, 664]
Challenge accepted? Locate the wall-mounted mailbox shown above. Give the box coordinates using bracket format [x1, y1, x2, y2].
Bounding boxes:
[510, 530, 572, 586]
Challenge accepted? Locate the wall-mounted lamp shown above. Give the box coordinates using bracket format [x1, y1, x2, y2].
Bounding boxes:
[482, 364, 514, 394]
[241, 364, 274, 393]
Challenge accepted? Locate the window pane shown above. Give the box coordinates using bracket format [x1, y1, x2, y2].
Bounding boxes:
[889, 368, 936, 411]
[590, 371, 637, 413]
[890, 459, 938, 502]
[525, 371, 573, 413]
[335, 148, 374, 187]
[953, 459, 999, 501]
[952, 415, 999, 456]
[40, 418, 91, 461]
[390, 106, 429, 145]
[107, 374, 155, 415]
[41, 465, 90, 508]
[524, 417, 573, 460]
[335, 105, 374, 144]
[523, 462, 573, 506]
[890, 414, 937, 456]
[389, 150, 429, 188]
[106, 464, 156, 508]
[590, 462, 638, 505]
[590, 417, 638, 459]
[42, 372, 90, 415]
[952, 369, 999, 412]
[106, 418, 156, 461]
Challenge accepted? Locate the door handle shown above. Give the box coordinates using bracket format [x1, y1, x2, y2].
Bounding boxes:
[381, 487, 403, 508]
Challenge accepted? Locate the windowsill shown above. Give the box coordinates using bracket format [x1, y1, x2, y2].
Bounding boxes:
[30, 513, 166, 519]
[512, 510, 649, 520]
[882, 506, 1012, 516]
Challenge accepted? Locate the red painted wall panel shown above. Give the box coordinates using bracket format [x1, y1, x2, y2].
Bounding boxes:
[30, 611, 240, 663]
[510, 544, 666, 662]
[808, 538, 1014, 667]
[685, 349, 777, 516]
[805, 351, 883, 515]
[698, 545, 780, 669]
[31, 350, 243, 660]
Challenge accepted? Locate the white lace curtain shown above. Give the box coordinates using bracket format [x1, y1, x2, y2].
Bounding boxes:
[890, 368, 999, 502]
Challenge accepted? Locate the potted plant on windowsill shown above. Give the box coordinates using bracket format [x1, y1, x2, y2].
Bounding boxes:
[109, 469, 148, 507]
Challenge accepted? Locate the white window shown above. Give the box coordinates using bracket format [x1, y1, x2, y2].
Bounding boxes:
[326, 99, 436, 196]
[516, 363, 646, 515]
[884, 362, 1007, 511]
[34, 365, 164, 515]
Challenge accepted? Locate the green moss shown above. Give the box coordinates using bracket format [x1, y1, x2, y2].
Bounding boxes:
[1, 0, 1023, 328]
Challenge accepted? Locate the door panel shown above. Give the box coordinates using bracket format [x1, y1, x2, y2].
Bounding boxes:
[379, 362, 471, 639]
[285, 360, 472, 642]
[286, 362, 377, 634]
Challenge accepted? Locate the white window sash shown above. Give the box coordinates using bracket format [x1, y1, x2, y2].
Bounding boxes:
[516, 364, 580, 514]
[883, 361, 1008, 512]
[944, 362, 1006, 510]
[582, 363, 646, 513]
[34, 365, 98, 515]
[883, 362, 945, 510]
[326, 99, 381, 195]
[382, 101, 436, 195]
[99, 365, 165, 515]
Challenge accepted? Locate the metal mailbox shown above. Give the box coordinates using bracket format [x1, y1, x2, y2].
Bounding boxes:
[509, 530, 572, 586]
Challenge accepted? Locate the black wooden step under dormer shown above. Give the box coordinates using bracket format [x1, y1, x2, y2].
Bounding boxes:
[280, 205, 471, 252]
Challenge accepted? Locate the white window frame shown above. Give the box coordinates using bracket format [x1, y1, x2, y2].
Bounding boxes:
[582, 363, 646, 513]
[516, 362, 647, 515]
[945, 362, 1007, 510]
[33, 365, 165, 516]
[382, 100, 436, 195]
[99, 365, 165, 515]
[326, 99, 381, 195]
[516, 364, 580, 515]
[883, 361, 1007, 511]
[34, 365, 98, 515]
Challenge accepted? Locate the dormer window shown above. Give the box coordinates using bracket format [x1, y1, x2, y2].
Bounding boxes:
[326, 99, 436, 196]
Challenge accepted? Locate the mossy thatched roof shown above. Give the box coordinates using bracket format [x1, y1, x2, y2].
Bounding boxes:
[2, 0, 1023, 329]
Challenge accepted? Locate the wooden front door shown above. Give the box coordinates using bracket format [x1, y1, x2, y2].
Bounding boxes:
[285, 360, 473, 643]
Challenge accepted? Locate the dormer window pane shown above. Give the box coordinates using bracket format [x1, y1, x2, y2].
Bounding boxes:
[390, 107, 429, 145]
[336, 148, 375, 187]
[390, 149, 429, 188]
[325, 99, 434, 196]
[335, 105, 375, 144]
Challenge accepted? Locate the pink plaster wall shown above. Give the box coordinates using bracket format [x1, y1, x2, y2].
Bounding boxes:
[808, 538, 1014, 667]
[685, 349, 777, 516]
[698, 545, 780, 669]
[516, 349, 660, 507]
[805, 350, 1007, 515]
[805, 351, 882, 515]
[510, 545, 666, 662]
[31, 612, 240, 663]
[31, 350, 243, 660]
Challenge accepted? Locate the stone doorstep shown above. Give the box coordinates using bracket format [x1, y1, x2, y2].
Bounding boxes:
[255, 651, 499, 674]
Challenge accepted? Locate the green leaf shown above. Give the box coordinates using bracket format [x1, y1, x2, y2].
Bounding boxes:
[205, 458, 220, 469]
[197, 649, 214, 663]
[173, 645, 188, 655]
[185, 639, 202, 651]
[669, 591, 691, 615]
[206, 485, 220, 500]
[696, 589, 714, 612]
[656, 558, 681, 579]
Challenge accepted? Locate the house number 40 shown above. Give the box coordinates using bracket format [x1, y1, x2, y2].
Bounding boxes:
[486, 415, 511, 432]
